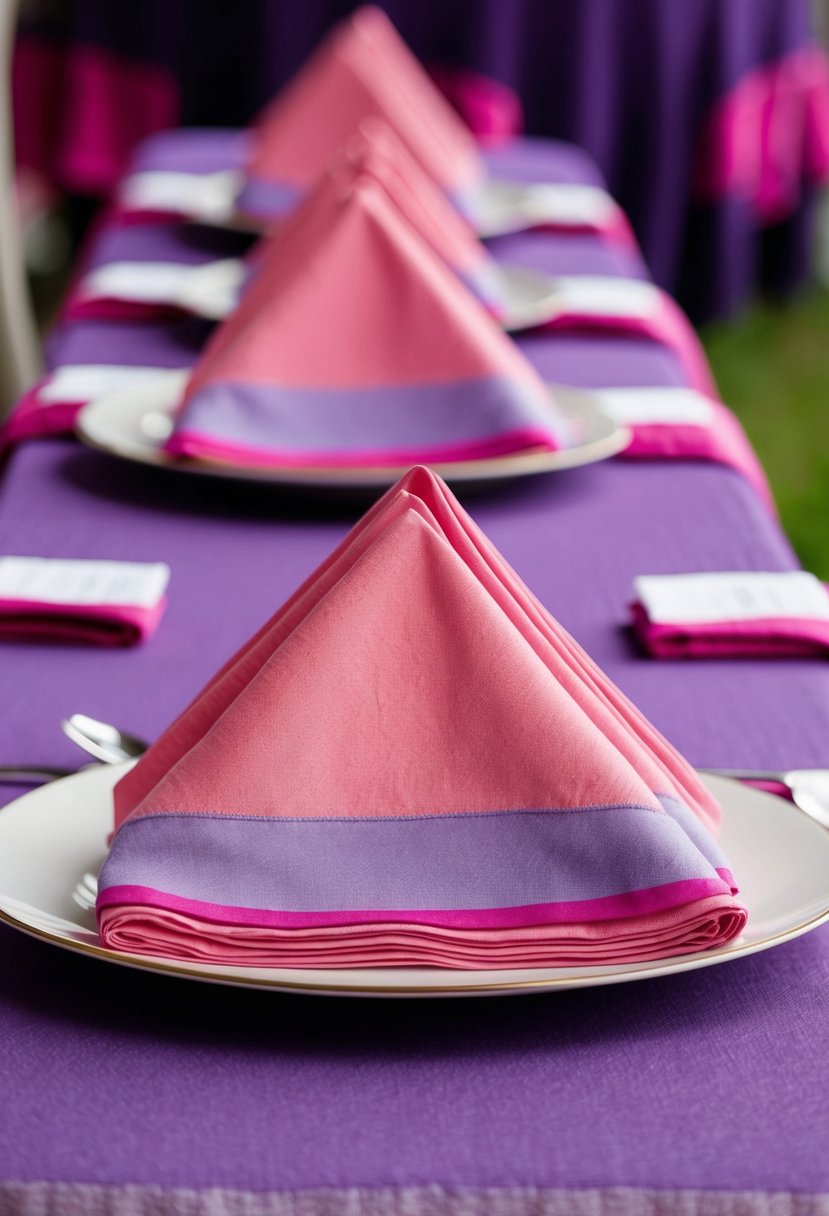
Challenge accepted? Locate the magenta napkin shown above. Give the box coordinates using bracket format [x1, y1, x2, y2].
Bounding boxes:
[630, 571, 829, 659]
[0, 557, 170, 647]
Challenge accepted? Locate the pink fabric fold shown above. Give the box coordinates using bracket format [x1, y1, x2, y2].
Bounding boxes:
[0, 557, 170, 647]
[0, 367, 177, 452]
[97, 467, 745, 969]
[0, 596, 167, 647]
[630, 570, 829, 659]
[1, 379, 81, 453]
[631, 601, 829, 659]
[166, 169, 567, 468]
[101, 896, 745, 969]
[62, 292, 187, 324]
[242, 6, 484, 205]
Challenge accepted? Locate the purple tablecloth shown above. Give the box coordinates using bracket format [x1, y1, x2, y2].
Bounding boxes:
[2, 141, 829, 1216]
[15, 0, 826, 319]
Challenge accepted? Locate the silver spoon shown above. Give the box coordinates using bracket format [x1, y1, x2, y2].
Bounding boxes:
[61, 714, 148, 765]
[703, 767, 829, 830]
[1, 715, 148, 786]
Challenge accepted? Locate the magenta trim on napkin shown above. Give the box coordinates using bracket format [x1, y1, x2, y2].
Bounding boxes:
[0, 380, 79, 453]
[631, 601, 829, 659]
[630, 572, 829, 660]
[0, 558, 170, 647]
[0, 597, 167, 647]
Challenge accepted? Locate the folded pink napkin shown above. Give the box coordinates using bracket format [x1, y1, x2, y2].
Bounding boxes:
[311, 119, 505, 314]
[630, 571, 829, 659]
[97, 466, 746, 969]
[0, 557, 169, 647]
[589, 387, 774, 511]
[237, 6, 485, 219]
[166, 171, 569, 469]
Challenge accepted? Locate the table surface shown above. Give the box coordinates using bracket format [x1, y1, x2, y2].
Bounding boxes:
[1, 137, 828, 1215]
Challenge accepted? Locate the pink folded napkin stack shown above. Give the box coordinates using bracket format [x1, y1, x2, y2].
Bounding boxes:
[165, 167, 571, 469]
[238, 6, 485, 219]
[631, 571, 829, 659]
[0, 557, 169, 646]
[97, 467, 746, 969]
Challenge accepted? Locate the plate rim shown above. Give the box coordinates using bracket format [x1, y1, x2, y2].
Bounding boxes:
[1, 766, 828, 998]
[74, 376, 631, 490]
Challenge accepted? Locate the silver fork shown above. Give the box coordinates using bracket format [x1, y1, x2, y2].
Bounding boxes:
[71, 871, 99, 912]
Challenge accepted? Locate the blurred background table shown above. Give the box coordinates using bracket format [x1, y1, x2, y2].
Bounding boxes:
[13, 0, 829, 320]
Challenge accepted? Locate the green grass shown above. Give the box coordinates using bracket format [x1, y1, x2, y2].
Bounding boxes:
[701, 288, 829, 579]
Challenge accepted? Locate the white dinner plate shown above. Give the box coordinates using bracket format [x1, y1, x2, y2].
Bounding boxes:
[75, 371, 630, 490]
[0, 764, 827, 998]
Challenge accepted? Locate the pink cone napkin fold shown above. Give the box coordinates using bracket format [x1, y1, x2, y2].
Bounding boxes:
[165, 170, 570, 469]
[97, 467, 746, 969]
[237, 6, 484, 220]
[293, 120, 505, 313]
[0, 557, 169, 647]
[631, 571, 829, 659]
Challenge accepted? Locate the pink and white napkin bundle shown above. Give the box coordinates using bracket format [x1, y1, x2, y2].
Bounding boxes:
[590, 387, 774, 510]
[631, 571, 829, 659]
[97, 467, 746, 969]
[0, 557, 169, 646]
[164, 165, 571, 469]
